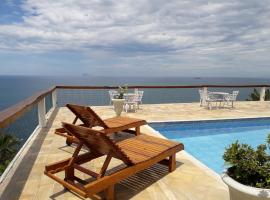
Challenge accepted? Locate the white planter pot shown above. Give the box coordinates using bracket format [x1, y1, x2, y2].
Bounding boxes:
[221, 172, 270, 200]
[112, 99, 125, 116]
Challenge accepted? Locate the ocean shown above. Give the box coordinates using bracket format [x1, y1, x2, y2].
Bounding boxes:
[1, 75, 270, 111]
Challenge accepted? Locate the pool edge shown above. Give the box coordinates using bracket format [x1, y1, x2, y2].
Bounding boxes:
[146, 124, 225, 184]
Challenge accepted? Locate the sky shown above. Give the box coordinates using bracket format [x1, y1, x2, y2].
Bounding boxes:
[0, 0, 270, 77]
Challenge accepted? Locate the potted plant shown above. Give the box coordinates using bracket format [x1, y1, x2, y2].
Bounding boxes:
[221, 134, 270, 200]
[246, 88, 270, 101]
[112, 85, 128, 116]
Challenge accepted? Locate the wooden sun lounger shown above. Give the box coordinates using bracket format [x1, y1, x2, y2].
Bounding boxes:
[45, 123, 184, 200]
[55, 104, 147, 145]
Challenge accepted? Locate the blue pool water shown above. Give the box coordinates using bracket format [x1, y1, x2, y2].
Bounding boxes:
[150, 118, 270, 174]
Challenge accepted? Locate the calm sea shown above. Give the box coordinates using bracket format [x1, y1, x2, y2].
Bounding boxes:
[0, 75, 270, 111]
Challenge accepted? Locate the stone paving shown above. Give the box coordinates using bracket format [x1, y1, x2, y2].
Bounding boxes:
[1, 101, 270, 200]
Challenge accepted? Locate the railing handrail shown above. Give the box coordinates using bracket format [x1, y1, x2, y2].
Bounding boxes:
[56, 85, 270, 89]
[0, 84, 269, 128]
[0, 86, 56, 129]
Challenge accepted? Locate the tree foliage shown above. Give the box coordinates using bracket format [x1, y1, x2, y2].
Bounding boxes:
[247, 88, 270, 101]
[0, 133, 20, 175]
[223, 134, 270, 188]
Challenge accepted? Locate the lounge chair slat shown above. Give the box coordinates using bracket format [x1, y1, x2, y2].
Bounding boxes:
[45, 122, 184, 199]
[56, 104, 146, 144]
[119, 150, 150, 163]
[135, 134, 179, 147]
[119, 142, 168, 156]
[118, 136, 174, 152]
[67, 104, 108, 128]
[63, 123, 133, 165]
[119, 139, 169, 151]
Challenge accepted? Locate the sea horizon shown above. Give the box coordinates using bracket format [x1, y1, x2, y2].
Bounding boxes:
[1, 75, 270, 111]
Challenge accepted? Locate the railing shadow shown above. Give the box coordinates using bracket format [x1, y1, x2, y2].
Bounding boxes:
[0, 108, 59, 200]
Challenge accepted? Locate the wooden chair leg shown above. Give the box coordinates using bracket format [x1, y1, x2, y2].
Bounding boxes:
[65, 167, 75, 182]
[65, 142, 83, 181]
[105, 185, 114, 200]
[135, 126, 140, 136]
[98, 155, 112, 178]
[169, 154, 176, 172]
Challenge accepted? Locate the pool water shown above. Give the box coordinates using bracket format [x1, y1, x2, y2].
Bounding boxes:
[150, 118, 270, 174]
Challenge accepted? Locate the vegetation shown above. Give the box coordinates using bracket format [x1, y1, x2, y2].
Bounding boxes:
[0, 133, 20, 175]
[223, 134, 270, 189]
[114, 84, 128, 99]
[246, 88, 270, 101]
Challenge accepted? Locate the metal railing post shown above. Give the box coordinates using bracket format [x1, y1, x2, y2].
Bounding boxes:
[260, 87, 266, 101]
[52, 89, 58, 108]
[38, 98, 46, 128]
[202, 87, 208, 106]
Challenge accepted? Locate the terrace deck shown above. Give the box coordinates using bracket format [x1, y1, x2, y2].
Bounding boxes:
[1, 101, 270, 200]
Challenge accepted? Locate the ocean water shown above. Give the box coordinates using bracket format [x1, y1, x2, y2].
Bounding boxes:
[1, 75, 270, 111]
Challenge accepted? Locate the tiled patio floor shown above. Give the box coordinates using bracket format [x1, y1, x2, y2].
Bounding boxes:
[1, 101, 270, 200]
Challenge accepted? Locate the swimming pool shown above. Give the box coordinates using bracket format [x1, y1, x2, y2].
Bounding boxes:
[150, 118, 270, 174]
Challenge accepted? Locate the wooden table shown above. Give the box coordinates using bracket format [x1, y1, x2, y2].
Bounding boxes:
[104, 116, 147, 135]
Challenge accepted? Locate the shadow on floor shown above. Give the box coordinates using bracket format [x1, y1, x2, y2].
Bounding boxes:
[49, 161, 183, 200]
[115, 162, 183, 200]
[0, 108, 59, 200]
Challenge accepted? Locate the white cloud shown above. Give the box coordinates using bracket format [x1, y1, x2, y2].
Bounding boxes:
[0, 0, 270, 76]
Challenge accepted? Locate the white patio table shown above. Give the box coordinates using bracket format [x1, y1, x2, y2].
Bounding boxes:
[209, 92, 229, 98]
[207, 92, 229, 109]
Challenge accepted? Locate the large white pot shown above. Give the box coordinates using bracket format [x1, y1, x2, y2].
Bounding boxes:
[112, 99, 125, 116]
[221, 172, 270, 200]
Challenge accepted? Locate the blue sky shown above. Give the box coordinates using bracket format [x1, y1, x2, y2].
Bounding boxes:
[0, 0, 270, 77]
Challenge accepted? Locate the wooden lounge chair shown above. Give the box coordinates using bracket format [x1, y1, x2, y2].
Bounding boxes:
[45, 123, 184, 200]
[55, 104, 147, 145]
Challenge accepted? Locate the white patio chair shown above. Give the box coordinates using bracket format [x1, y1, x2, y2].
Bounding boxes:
[135, 90, 144, 109]
[198, 89, 203, 107]
[124, 94, 137, 112]
[206, 93, 218, 110]
[109, 90, 118, 105]
[225, 91, 239, 108]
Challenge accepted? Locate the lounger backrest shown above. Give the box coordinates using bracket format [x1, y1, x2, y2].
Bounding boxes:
[62, 122, 133, 165]
[66, 104, 108, 128]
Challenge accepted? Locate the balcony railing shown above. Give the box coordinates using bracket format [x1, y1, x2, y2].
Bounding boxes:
[0, 84, 269, 183]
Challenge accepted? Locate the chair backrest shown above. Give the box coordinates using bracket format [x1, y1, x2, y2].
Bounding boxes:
[137, 91, 144, 101]
[207, 93, 218, 100]
[124, 94, 137, 103]
[66, 104, 108, 128]
[231, 91, 239, 100]
[198, 89, 203, 99]
[63, 122, 133, 165]
[109, 90, 118, 100]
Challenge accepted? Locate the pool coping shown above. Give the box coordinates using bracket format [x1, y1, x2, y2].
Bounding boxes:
[146, 116, 270, 183]
[147, 116, 270, 124]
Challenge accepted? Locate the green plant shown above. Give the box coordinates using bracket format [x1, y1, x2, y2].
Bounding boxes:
[114, 84, 128, 99]
[246, 88, 270, 101]
[0, 133, 20, 175]
[223, 134, 270, 189]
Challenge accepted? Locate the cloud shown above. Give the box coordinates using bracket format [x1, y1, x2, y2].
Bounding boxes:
[0, 0, 270, 76]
